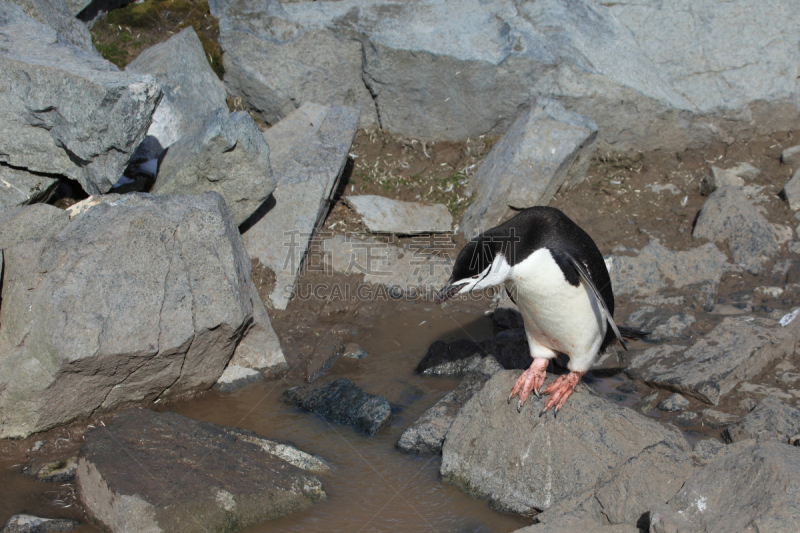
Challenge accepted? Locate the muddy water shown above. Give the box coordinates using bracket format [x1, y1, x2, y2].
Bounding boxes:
[2, 307, 705, 532]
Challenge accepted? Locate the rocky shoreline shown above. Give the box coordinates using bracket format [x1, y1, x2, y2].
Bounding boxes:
[2, 1, 800, 532]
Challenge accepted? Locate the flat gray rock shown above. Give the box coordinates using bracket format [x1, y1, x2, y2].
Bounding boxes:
[512, 522, 638, 533]
[606, 240, 734, 309]
[782, 145, 800, 169]
[700, 164, 760, 194]
[397, 357, 502, 455]
[658, 393, 690, 412]
[0, 193, 254, 438]
[623, 306, 696, 342]
[460, 99, 596, 237]
[693, 187, 778, 274]
[1, 514, 77, 533]
[534, 441, 695, 527]
[649, 441, 800, 532]
[0, 165, 58, 211]
[153, 110, 275, 226]
[626, 317, 798, 405]
[76, 409, 326, 532]
[783, 168, 800, 211]
[0, 203, 68, 249]
[344, 195, 452, 234]
[127, 27, 228, 163]
[282, 378, 391, 435]
[440, 371, 687, 514]
[0, 3, 161, 195]
[723, 396, 800, 444]
[321, 234, 454, 298]
[211, 0, 799, 152]
[8, 0, 97, 54]
[241, 103, 359, 309]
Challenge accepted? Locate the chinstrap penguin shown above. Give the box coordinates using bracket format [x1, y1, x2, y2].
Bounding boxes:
[437, 206, 646, 415]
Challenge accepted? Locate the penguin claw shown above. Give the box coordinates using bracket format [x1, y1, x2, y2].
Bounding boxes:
[517, 399, 523, 413]
[533, 388, 541, 399]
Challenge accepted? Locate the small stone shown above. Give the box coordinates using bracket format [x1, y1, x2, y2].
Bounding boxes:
[781, 145, 800, 169]
[29, 440, 45, 453]
[36, 457, 77, 483]
[658, 393, 690, 412]
[342, 343, 369, 359]
[344, 195, 452, 234]
[701, 409, 739, 429]
[632, 391, 660, 415]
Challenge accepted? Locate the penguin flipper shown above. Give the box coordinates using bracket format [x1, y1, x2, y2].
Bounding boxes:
[564, 253, 627, 350]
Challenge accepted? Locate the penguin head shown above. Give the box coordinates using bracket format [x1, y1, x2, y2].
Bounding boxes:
[436, 236, 512, 303]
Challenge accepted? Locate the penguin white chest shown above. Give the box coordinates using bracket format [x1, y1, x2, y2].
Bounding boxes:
[506, 248, 605, 364]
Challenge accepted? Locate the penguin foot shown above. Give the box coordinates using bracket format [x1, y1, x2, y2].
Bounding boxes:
[508, 357, 549, 411]
[540, 371, 585, 415]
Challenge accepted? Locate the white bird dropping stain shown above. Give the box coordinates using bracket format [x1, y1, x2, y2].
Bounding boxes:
[696, 495, 707, 512]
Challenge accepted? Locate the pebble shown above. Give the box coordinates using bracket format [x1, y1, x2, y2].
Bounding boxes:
[657, 393, 690, 412]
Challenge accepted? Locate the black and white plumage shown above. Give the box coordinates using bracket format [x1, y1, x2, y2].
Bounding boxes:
[437, 206, 645, 414]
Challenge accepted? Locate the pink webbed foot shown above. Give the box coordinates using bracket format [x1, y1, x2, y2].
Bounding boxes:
[540, 371, 585, 417]
[508, 357, 549, 412]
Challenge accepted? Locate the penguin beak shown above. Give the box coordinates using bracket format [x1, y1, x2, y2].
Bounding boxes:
[435, 280, 466, 303]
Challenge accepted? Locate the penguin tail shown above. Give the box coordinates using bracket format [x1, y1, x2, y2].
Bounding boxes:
[617, 326, 650, 342]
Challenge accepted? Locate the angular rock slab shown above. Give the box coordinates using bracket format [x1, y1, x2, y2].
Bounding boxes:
[605, 240, 734, 308]
[126, 27, 228, 162]
[722, 396, 800, 444]
[282, 378, 391, 435]
[783, 167, 800, 211]
[0, 202, 68, 251]
[650, 442, 800, 532]
[0, 514, 77, 533]
[460, 99, 597, 237]
[693, 187, 778, 274]
[0, 3, 161, 195]
[77, 409, 326, 533]
[534, 441, 696, 527]
[242, 103, 359, 309]
[322, 234, 453, 298]
[0, 164, 58, 212]
[344, 195, 452, 234]
[626, 317, 798, 405]
[8, 0, 98, 54]
[0, 193, 253, 438]
[440, 371, 688, 514]
[153, 110, 275, 226]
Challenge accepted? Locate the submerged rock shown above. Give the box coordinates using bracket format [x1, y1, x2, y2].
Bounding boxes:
[657, 393, 690, 412]
[626, 316, 797, 405]
[649, 441, 800, 532]
[0, 514, 77, 533]
[460, 99, 597, 238]
[241, 103, 359, 309]
[624, 306, 695, 342]
[783, 168, 800, 211]
[76, 409, 325, 532]
[440, 371, 687, 514]
[282, 379, 391, 435]
[344, 195, 452, 234]
[153, 110, 275, 226]
[722, 396, 800, 444]
[0, 193, 254, 438]
[0, 3, 161, 195]
[693, 187, 778, 274]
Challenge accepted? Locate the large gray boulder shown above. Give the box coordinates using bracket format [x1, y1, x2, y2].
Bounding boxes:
[460, 99, 597, 237]
[0, 203, 69, 248]
[0, 193, 254, 438]
[8, 0, 98, 54]
[241, 103, 359, 309]
[693, 187, 779, 274]
[533, 441, 696, 527]
[626, 317, 798, 405]
[440, 371, 687, 514]
[77, 409, 326, 532]
[126, 27, 229, 163]
[0, 165, 58, 212]
[153, 110, 275, 226]
[649, 442, 800, 532]
[0, 3, 162, 195]
[210, 0, 800, 152]
[722, 396, 800, 444]
[605, 240, 734, 309]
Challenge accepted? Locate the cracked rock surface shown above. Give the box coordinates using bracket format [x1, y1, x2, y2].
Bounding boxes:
[0, 192, 253, 438]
